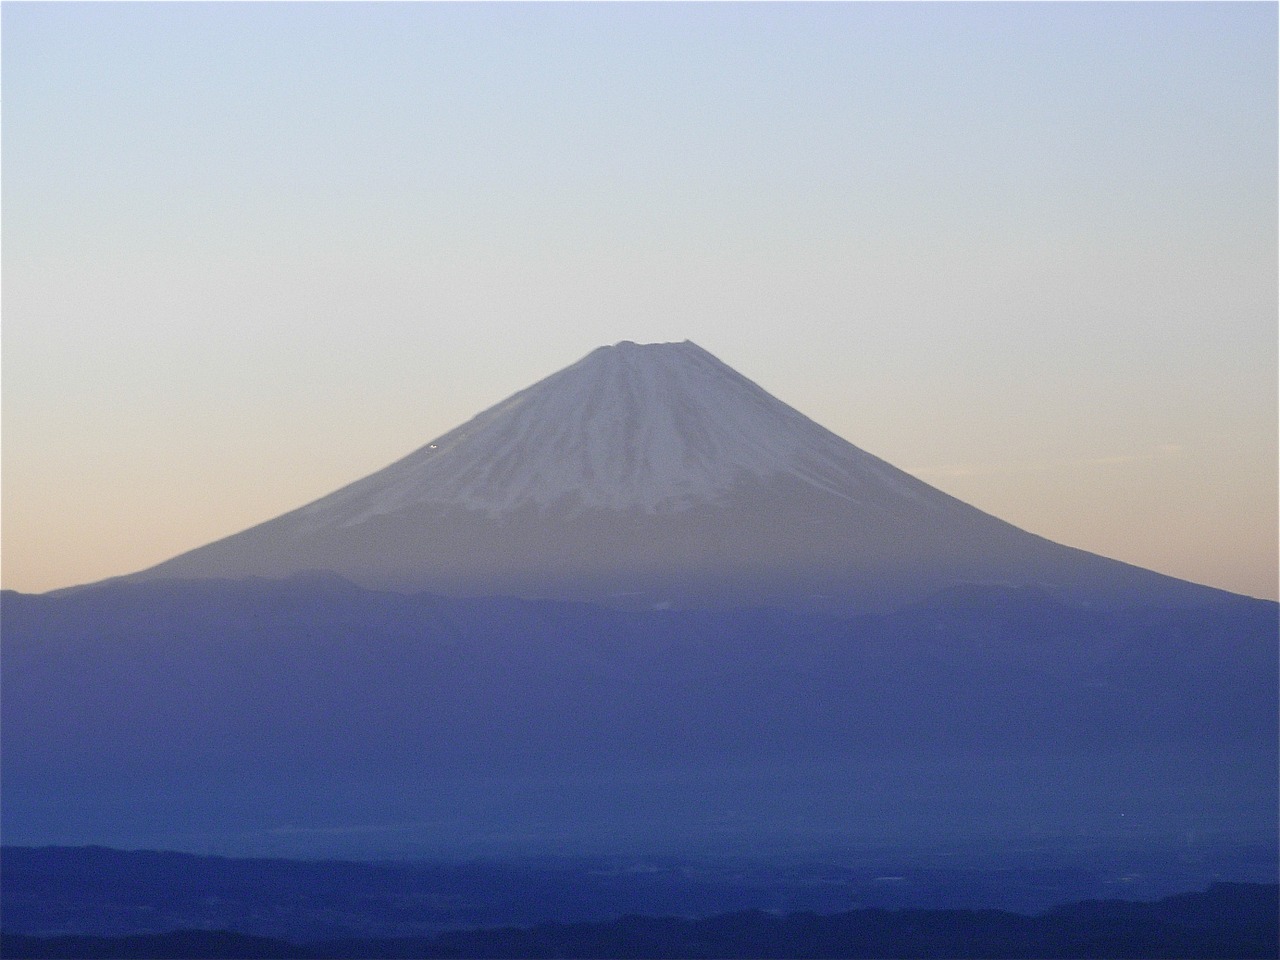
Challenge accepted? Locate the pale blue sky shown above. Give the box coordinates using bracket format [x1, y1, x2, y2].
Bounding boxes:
[4, 1, 1276, 598]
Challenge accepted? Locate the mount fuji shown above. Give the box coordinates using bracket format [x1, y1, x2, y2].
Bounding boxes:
[125, 339, 1227, 611]
[5, 341, 1276, 858]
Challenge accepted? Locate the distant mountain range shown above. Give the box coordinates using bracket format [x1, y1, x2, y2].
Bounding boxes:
[6, 844, 1277, 941]
[4, 873, 1276, 959]
[106, 340, 1239, 612]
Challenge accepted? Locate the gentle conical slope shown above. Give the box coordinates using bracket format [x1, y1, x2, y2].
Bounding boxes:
[127, 340, 1227, 611]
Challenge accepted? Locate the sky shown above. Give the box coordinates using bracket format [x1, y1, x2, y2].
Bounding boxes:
[3, 1, 1276, 600]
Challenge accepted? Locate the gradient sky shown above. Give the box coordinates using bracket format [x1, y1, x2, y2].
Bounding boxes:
[3, 2, 1276, 600]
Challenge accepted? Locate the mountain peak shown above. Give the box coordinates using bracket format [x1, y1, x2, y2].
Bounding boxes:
[581, 338, 723, 373]
[126, 341, 1228, 612]
[599, 338, 697, 350]
[585, 339, 713, 367]
[287, 339, 925, 523]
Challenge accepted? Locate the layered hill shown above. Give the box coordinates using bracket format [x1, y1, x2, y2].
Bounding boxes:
[122, 340, 1227, 612]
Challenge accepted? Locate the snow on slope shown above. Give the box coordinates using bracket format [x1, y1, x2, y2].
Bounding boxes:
[293, 340, 948, 528]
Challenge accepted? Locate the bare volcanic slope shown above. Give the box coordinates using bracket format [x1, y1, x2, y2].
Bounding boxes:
[126, 340, 1227, 611]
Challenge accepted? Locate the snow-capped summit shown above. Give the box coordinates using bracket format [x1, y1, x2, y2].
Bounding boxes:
[126, 341, 1225, 611]
[292, 339, 943, 526]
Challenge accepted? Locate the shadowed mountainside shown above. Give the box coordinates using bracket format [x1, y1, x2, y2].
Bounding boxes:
[4, 576, 1275, 857]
